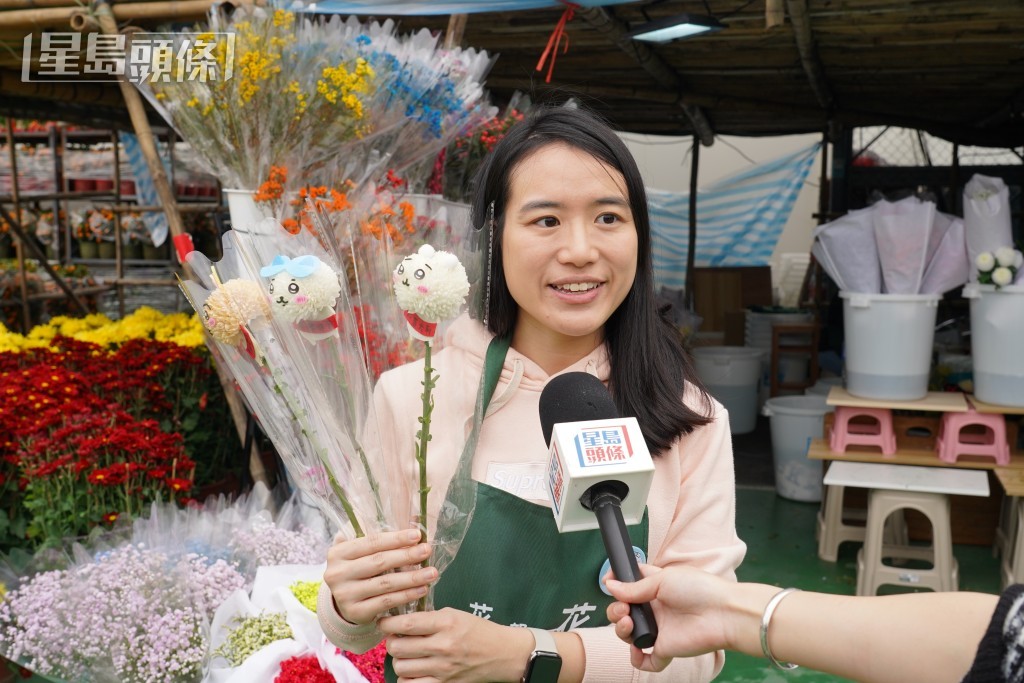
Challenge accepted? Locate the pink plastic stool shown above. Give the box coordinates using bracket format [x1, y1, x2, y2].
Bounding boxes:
[829, 406, 897, 456]
[936, 408, 1010, 465]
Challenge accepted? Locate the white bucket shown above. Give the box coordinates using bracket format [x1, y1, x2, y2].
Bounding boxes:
[692, 346, 764, 435]
[840, 292, 941, 401]
[964, 283, 1024, 407]
[224, 188, 276, 235]
[763, 395, 831, 502]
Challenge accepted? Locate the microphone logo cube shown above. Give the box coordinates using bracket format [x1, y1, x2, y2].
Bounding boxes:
[546, 417, 654, 533]
[575, 426, 634, 467]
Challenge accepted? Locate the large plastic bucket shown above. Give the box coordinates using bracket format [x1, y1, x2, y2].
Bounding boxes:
[763, 395, 831, 502]
[840, 292, 941, 400]
[692, 346, 764, 435]
[964, 283, 1024, 407]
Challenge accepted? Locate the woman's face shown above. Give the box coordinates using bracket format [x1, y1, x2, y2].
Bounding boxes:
[501, 143, 638, 357]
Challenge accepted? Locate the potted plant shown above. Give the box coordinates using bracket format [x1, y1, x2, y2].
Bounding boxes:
[0, 214, 11, 259]
[122, 212, 146, 260]
[71, 209, 98, 259]
[87, 209, 116, 259]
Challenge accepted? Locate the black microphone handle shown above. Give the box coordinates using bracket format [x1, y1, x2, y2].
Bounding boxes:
[590, 489, 659, 649]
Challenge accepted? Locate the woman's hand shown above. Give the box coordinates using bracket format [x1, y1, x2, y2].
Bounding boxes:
[323, 528, 439, 625]
[380, 608, 534, 683]
[605, 564, 733, 672]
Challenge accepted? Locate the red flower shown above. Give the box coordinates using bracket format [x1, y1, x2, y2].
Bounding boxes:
[166, 477, 193, 493]
[274, 654, 335, 683]
[344, 642, 386, 683]
[103, 511, 119, 524]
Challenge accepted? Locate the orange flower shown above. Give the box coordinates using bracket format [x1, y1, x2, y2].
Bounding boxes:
[254, 165, 288, 202]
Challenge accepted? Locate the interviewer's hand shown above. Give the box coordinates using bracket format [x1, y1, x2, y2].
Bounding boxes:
[323, 528, 438, 625]
[605, 564, 734, 672]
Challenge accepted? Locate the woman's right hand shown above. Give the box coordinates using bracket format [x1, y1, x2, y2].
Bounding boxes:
[323, 528, 439, 625]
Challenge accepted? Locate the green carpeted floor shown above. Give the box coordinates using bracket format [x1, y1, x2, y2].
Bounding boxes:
[718, 486, 1003, 682]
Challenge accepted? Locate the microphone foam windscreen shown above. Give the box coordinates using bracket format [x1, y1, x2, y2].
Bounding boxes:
[539, 372, 619, 446]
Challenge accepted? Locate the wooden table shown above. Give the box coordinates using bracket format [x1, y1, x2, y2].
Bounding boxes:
[826, 387, 970, 412]
[969, 397, 1024, 416]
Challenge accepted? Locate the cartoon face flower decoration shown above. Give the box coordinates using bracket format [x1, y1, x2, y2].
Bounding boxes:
[260, 254, 342, 341]
[393, 244, 470, 342]
[203, 278, 271, 347]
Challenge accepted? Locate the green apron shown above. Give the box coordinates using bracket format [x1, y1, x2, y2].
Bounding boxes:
[385, 338, 649, 681]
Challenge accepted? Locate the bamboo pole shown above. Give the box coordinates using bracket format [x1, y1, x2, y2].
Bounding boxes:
[0, 204, 90, 316]
[0, 0, 242, 29]
[0, 0, 173, 9]
[444, 14, 467, 49]
[91, 0, 185, 245]
[765, 0, 785, 29]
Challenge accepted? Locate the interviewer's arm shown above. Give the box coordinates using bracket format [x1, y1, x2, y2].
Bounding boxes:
[606, 565, 997, 683]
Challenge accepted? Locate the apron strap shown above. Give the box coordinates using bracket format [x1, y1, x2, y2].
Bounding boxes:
[429, 335, 511, 574]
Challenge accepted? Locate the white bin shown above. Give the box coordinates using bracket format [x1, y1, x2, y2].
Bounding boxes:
[692, 346, 764, 435]
[841, 292, 941, 401]
[964, 283, 1024, 407]
[763, 395, 832, 502]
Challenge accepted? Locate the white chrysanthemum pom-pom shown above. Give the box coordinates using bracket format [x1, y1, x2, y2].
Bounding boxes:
[975, 251, 995, 271]
[204, 279, 270, 345]
[393, 244, 470, 322]
[992, 266, 1014, 287]
[995, 246, 1018, 268]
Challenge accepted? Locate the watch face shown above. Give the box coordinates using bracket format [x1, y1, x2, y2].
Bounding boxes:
[526, 652, 562, 683]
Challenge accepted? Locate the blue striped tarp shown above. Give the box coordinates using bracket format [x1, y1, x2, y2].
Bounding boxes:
[118, 131, 170, 248]
[648, 142, 820, 290]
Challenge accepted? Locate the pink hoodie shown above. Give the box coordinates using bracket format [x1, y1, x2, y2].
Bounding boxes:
[319, 314, 747, 682]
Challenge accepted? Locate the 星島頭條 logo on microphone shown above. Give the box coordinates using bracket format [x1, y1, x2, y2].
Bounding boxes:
[573, 426, 634, 467]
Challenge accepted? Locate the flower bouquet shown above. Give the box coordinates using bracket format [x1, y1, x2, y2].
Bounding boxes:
[975, 245, 1024, 289]
[179, 224, 401, 541]
[177, 186, 479, 613]
[0, 484, 345, 683]
[136, 6, 495, 226]
[424, 95, 528, 202]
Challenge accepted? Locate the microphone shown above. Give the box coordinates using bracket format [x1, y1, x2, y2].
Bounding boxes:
[539, 372, 658, 649]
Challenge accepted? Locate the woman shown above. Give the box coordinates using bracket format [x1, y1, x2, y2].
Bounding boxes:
[319, 105, 746, 682]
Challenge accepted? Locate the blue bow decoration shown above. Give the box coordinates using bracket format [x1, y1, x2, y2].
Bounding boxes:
[259, 254, 321, 278]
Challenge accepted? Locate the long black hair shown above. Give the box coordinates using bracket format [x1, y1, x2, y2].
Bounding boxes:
[469, 105, 713, 454]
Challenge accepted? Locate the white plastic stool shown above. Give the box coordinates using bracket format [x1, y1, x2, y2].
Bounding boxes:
[856, 488, 958, 595]
[817, 484, 908, 562]
[818, 485, 864, 561]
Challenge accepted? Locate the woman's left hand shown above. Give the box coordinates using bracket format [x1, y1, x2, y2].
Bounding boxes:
[380, 607, 534, 682]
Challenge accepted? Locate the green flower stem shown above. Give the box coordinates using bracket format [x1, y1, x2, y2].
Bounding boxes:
[271, 366, 365, 538]
[415, 340, 436, 612]
[333, 368, 388, 530]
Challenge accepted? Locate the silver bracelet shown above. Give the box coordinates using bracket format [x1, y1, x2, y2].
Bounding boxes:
[759, 587, 800, 670]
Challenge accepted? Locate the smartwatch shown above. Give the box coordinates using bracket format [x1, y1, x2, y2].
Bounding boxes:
[522, 627, 562, 683]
